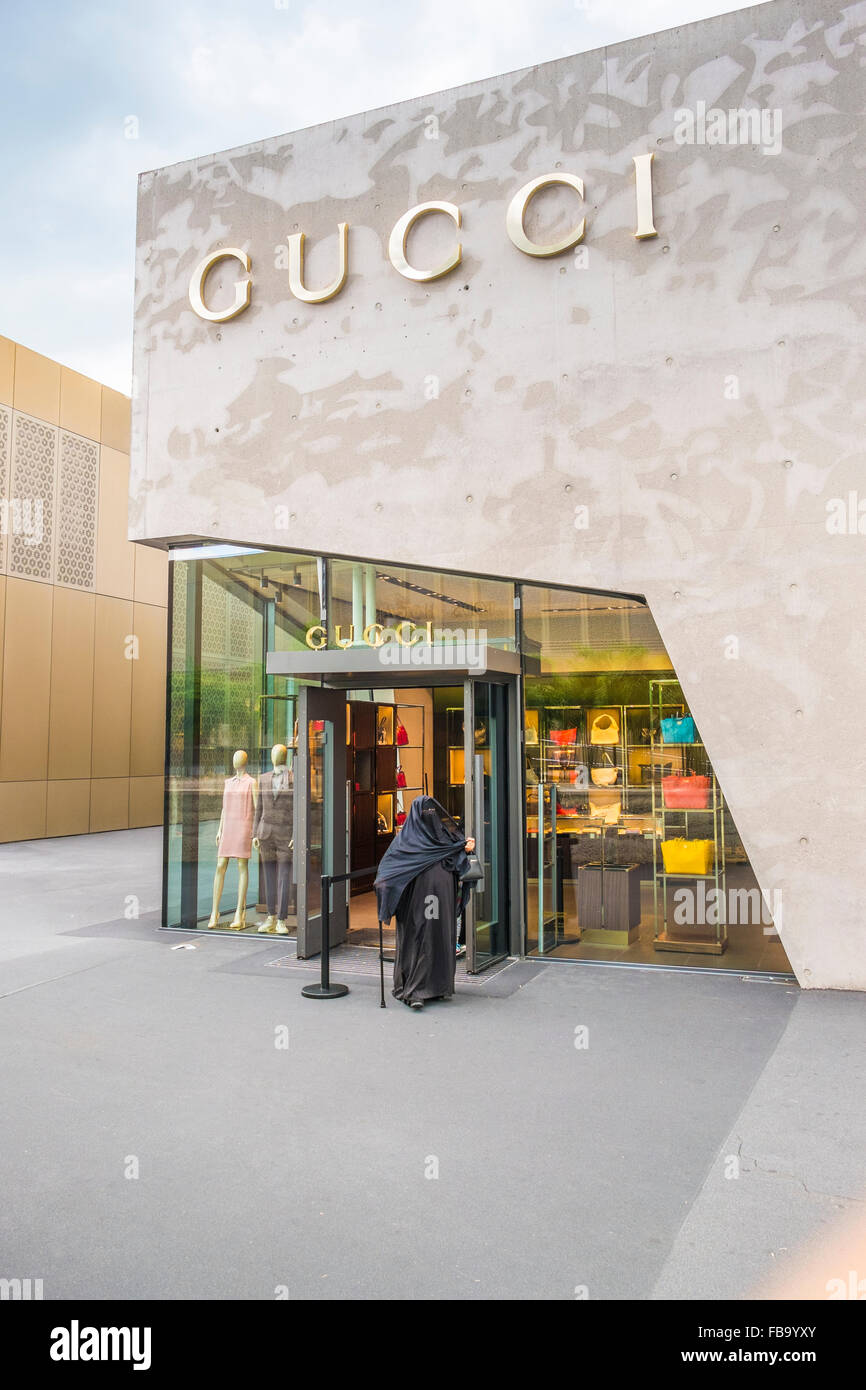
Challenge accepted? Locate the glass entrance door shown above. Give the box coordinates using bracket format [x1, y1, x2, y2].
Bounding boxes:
[465, 679, 510, 972]
[294, 686, 349, 958]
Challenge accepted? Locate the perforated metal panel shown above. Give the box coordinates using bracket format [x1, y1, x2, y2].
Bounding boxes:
[55, 430, 98, 589]
[8, 412, 57, 582]
[0, 405, 10, 574]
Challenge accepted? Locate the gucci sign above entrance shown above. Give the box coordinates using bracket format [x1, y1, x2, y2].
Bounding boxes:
[188, 156, 658, 322]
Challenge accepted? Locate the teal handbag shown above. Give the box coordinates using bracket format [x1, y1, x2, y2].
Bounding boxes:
[660, 714, 696, 744]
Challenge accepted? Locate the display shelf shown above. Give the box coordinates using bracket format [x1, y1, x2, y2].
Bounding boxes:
[650, 677, 727, 954]
[348, 698, 425, 890]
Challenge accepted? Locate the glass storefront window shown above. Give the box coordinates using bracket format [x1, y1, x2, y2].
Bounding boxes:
[520, 584, 791, 974]
[328, 559, 517, 652]
[163, 545, 791, 978]
[166, 548, 322, 932]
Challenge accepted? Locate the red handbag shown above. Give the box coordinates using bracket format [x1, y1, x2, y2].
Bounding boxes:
[662, 774, 710, 809]
[395, 810, 407, 827]
[396, 769, 407, 788]
[396, 720, 409, 746]
[550, 728, 577, 746]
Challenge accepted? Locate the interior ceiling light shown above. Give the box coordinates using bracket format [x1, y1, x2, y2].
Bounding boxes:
[378, 572, 482, 613]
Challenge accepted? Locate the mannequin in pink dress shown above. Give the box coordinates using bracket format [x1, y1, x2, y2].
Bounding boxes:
[208, 750, 258, 930]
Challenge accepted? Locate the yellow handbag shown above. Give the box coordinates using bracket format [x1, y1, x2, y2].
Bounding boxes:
[590, 710, 620, 745]
[661, 839, 715, 874]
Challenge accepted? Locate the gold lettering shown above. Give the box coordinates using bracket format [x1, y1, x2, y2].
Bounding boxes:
[188, 248, 252, 322]
[287, 222, 349, 304]
[305, 625, 327, 650]
[632, 153, 657, 240]
[394, 621, 416, 646]
[505, 175, 585, 258]
[335, 624, 355, 648]
[388, 202, 462, 283]
[363, 623, 385, 647]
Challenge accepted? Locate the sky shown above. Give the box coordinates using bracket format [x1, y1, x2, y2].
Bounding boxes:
[0, 0, 765, 393]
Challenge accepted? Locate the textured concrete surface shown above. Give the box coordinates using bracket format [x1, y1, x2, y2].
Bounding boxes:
[132, 0, 866, 989]
[1, 828, 864, 1299]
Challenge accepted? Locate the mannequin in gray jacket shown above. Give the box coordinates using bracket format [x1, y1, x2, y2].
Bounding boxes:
[253, 743, 295, 934]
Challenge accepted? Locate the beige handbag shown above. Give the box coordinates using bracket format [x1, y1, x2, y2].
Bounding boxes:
[590, 710, 620, 745]
[588, 790, 621, 824]
[591, 751, 620, 786]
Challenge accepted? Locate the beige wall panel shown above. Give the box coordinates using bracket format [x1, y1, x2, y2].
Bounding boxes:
[0, 337, 14, 406]
[130, 774, 164, 828]
[89, 776, 129, 832]
[46, 779, 91, 838]
[0, 577, 53, 780]
[91, 595, 133, 778]
[130, 602, 167, 777]
[133, 543, 168, 606]
[59, 368, 101, 441]
[0, 780, 46, 842]
[13, 345, 60, 425]
[48, 588, 96, 779]
[100, 387, 130, 452]
[0, 576, 5, 699]
[96, 446, 135, 598]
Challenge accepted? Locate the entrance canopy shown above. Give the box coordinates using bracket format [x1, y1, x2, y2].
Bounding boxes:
[266, 645, 521, 688]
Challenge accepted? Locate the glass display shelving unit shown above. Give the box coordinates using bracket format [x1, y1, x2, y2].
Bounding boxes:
[649, 678, 727, 955]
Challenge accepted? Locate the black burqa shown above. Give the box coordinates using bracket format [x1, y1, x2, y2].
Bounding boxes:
[375, 796, 471, 1004]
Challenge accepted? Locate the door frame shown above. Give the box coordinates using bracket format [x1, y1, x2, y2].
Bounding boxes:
[463, 674, 525, 972]
[294, 685, 349, 958]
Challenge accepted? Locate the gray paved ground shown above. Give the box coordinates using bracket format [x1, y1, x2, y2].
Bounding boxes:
[1, 828, 864, 1300]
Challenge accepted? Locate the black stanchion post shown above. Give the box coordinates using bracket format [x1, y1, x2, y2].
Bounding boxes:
[302, 873, 349, 1000]
[379, 919, 386, 1008]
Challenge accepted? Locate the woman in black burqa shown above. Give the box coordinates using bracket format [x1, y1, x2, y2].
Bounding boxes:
[374, 795, 475, 1010]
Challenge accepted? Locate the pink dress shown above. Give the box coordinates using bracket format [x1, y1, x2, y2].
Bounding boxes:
[218, 775, 255, 859]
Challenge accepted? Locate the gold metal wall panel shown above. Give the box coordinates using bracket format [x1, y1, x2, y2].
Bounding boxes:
[129, 775, 163, 828]
[59, 366, 101, 441]
[89, 776, 129, 832]
[130, 601, 167, 778]
[12, 345, 60, 425]
[8, 412, 57, 583]
[0, 337, 14, 407]
[95, 446, 135, 599]
[91, 595, 133, 778]
[0, 577, 53, 781]
[0, 405, 10, 574]
[55, 431, 98, 590]
[0, 576, 5, 700]
[133, 543, 168, 607]
[100, 387, 130, 452]
[46, 779, 91, 838]
[0, 779, 47, 842]
[48, 588, 95, 780]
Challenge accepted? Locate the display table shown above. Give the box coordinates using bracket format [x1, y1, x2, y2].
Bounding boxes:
[577, 862, 642, 945]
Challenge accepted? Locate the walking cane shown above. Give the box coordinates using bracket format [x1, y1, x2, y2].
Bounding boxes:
[378, 918, 386, 1008]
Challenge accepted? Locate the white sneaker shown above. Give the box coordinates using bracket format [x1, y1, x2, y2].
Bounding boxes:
[275, 920, 290, 935]
[258, 915, 277, 934]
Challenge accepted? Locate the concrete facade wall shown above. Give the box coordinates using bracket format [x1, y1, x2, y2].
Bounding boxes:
[0, 337, 168, 840]
[131, 0, 866, 988]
